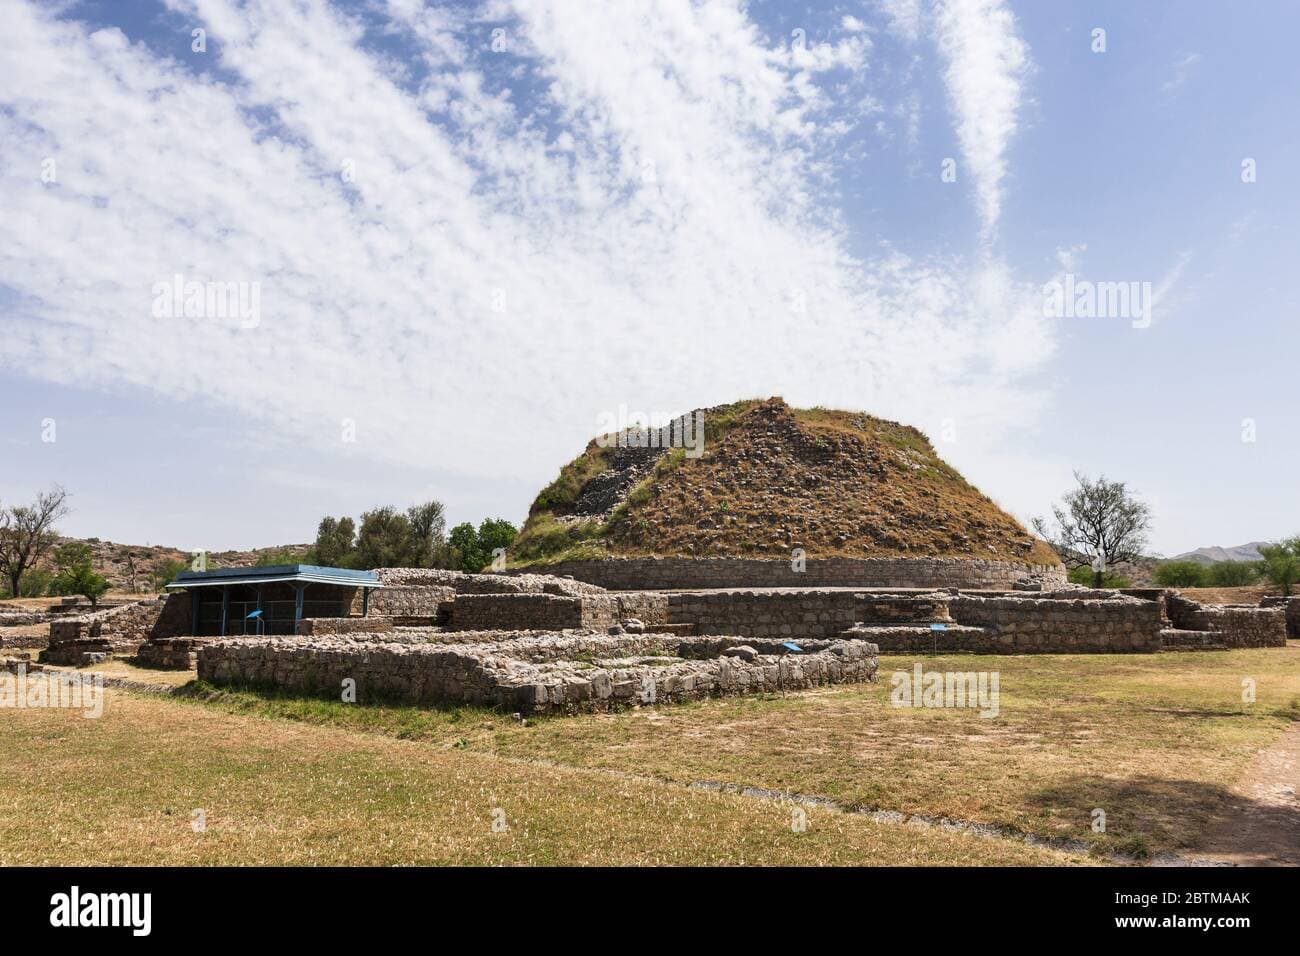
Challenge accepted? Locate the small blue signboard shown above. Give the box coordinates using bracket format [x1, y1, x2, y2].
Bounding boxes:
[782, 641, 803, 653]
[929, 623, 946, 631]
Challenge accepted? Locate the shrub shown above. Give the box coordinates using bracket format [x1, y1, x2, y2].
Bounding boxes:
[18, 567, 56, 597]
[1258, 537, 1300, 596]
[1205, 560, 1260, 587]
[151, 558, 188, 592]
[1067, 566, 1132, 588]
[1152, 561, 1209, 588]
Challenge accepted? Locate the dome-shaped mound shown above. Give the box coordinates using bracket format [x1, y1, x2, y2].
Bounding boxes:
[512, 397, 1060, 570]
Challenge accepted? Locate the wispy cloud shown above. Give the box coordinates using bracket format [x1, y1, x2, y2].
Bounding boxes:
[1162, 52, 1202, 94]
[0, 0, 1056, 491]
[932, 0, 1029, 237]
[877, 0, 924, 43]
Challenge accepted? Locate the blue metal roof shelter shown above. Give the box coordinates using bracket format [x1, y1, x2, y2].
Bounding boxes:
[166, 565, 383, 636]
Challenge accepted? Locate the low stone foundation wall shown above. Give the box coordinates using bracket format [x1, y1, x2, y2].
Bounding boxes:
[661, 589, 959, 642]
[528, 556, 1067, 591]
[297, 616, 396, 636]
[197, 631, 879, 714]
[666, 589, 862, 640]
[845, 623, 1000, 653]
[450, 593, 620, 632]
[1167, 594, 1287, 648]
[1260, 595, 1300, 639]
[375, 568, 604, 596]
[0, 611, 50, 627]
[946, 594, 1163, 653]
[135, 637, 213, 669]
[348, 585, 454, 624]
[614, 591, 670, 626]
[42, 599, 185, 663]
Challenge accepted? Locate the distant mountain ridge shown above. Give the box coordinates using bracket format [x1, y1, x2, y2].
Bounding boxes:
[43, 537, 311, 592]
[1169, 542, 1267, 565]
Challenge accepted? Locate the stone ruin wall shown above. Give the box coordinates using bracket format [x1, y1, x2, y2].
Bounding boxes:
[860, 595, 1165, 654]
[197, 632, 880, 714]
[666, 589, 861, 640]
[1260, 595, 1300, 640]
[1167, 594, 1287, 648]
[449, 593, 620, 632]
[297, 616, 396, 636]
[529, 556, 1067, 591]
[945, 595, 1164, 653]
[375, 567, 604, 595]
[43, 595, 192, 663]
[348, 585, 454, 624]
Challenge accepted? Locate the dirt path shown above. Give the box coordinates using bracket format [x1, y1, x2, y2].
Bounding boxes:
[1193, 721, 1300, 866]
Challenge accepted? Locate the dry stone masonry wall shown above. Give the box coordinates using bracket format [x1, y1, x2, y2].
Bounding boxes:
[530, 556, 1066, 591]
[1166, 594, 1287, 648]
[450, 593, 620, 632]
[197, 631, 880, 714]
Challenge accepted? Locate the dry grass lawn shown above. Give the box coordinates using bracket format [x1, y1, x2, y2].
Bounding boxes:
[0, 687, 1083, 866]
[174, 646, 1300, 857]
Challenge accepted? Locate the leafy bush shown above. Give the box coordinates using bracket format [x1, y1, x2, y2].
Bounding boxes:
[18, 566, 55, 597]
[1258, 536, 1300, 596]
[1152, 561, 1209, 588]
[50, 542, 108, 606]
[449, 519, 519, 572]
[1067, 566, 1132, 588]
[151, 558, 188, 592]
[1204, 560, 1260, 587]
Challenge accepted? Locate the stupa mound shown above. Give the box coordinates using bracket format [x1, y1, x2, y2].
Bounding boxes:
[511, 398, 1063, 590]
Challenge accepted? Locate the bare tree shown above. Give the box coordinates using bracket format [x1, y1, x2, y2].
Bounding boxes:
[1033, 472, 1151, 588]
[0, 485, 71, 598]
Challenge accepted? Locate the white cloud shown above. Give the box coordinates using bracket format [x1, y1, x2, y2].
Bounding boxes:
[877, 0, 923, 42]
[0, 0, 1056, 495]
[932, 0, 1029, 236]
[1162, 52, 1202, 94]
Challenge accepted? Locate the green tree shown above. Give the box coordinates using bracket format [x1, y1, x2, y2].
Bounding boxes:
[0, 485, 71, 599]
[448, 522, 483, 572]
[313, 516, 356, 567]
[1151, 560, 1209, 588]
[51, 542, 109, 607]
[1205, 560, 1260, 587]
[17, 566, 55, 597]
[1258, 536, 1300, 596]
[352, 507, 413, 569]
[151, 558, 188, 592]
[1067, 565, 1131, 588]
[1032, 472, 1152, 588]
[476, 518, 518, 570]
[406, 501, 448, 568]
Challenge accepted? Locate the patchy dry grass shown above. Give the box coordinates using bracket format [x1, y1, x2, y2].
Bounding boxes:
[0, 689, 1082, 866]
[176, 647, 1300, 856]
[39, 658, 197, 688]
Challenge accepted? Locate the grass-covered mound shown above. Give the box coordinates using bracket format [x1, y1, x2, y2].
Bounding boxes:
[511, 397, 1060, 568]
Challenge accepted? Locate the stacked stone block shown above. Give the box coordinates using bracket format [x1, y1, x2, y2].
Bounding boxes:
[527, 556, 1067, 591]
[197, 631, 880, 714]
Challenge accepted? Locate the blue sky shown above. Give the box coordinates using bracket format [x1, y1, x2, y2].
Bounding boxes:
[1, 0, 1296, 556]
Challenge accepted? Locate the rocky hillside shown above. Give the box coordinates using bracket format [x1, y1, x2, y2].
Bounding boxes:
[1170, 542, 1267, 565]
[35, 537, 311, 593]
[512, 397, 1061, 568]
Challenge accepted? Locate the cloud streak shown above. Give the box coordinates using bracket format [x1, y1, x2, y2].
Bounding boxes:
[0, 0, 1054, 494]
[932, 0, 1029, 235]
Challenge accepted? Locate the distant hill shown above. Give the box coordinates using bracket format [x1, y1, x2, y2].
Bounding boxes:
[1169, 542, 1267, 565]
[512, 397, 1061, 568]
[37, 537, 311, 593]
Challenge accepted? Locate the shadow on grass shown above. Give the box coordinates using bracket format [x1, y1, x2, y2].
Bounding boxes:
[1026, 773, 1300, 863]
